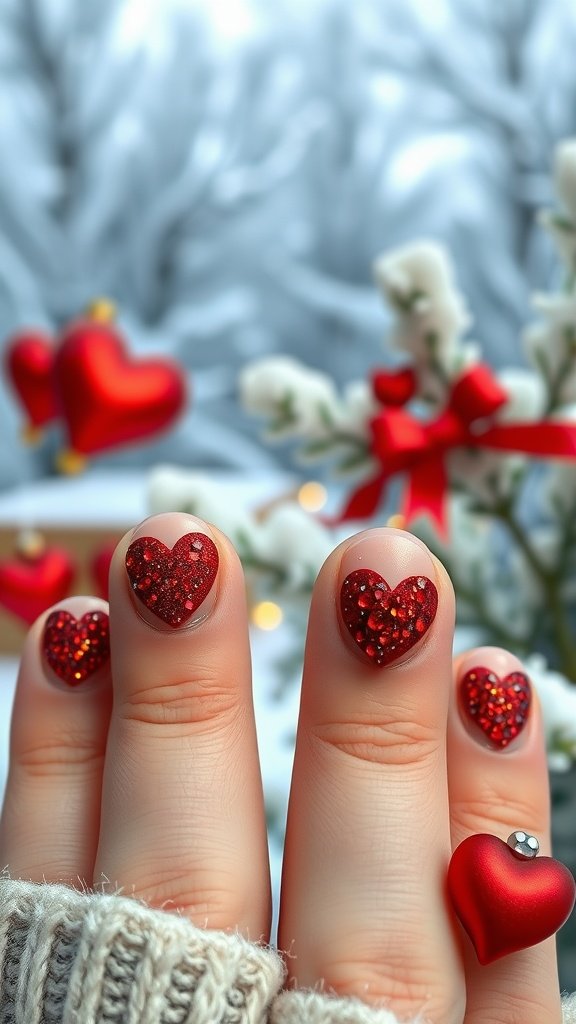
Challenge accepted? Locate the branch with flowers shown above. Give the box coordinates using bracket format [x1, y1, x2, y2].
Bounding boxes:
[230, 138, 576, 768]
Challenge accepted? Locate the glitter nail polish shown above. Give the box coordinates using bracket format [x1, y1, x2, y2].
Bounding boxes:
[125, 532, 219, 628]
[43, 609, 110, 686]
[340, 568, 438, 667]
[460, 666, 531, 748]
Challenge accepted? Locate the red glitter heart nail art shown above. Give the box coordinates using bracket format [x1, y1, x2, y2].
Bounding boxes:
[43, 610, 110, 686]
[125, 533, 219, 628]
[461, 667, 531, 748]
[340, 569, 438, 667]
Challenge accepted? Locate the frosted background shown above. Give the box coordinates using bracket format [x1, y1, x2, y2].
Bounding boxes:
[2, 0, 576, 488]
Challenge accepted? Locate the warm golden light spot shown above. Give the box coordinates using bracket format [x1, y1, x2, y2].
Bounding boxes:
[86, 297, 117, 323]
[251, 601, 284, 630]
[55, 449, 87, 475]
[16, 528, 46, 560]
[298, 481, 328, 512]
[386, 513, 406, 530]
[390, 607, 397, 617]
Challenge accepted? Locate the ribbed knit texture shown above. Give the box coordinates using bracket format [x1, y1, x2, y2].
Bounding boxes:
[0, 877, 285, 1023]
[0, 876, 574, 1023]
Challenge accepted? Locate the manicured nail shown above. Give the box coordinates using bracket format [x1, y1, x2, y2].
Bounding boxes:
[458, 648, 532, 750]
[43, 608, 110, 687]
[338, 528, 438, 667]
[125, 512, 219, 631]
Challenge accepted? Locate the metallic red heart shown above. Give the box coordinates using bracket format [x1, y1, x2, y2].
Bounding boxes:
[5, 331, 59, 430]
[43, 610, 110, 685]
[448, 834, 576, 964]
[0, 549, 75, 625]
[54, 319, 187, 456]
[460, 667, 531, 748]
[125, 533, 219, 628]
[340, 568, 437, 666]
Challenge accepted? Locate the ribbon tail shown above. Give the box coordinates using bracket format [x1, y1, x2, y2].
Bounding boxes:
[402, 455, 449, 539]
[481, 422, 576, 457]
[328, 472, 388, 525]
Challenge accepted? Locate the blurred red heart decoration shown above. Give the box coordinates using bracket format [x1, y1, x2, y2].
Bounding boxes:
[54, 302, 187, 470]
[372, 367, 417, 407]
[447, 834, 576, 964]
[90, 542, 118, 600]
[0, 541, 75, 625]
[5, 331, 59, 439]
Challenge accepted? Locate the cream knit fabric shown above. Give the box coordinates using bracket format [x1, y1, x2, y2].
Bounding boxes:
[0, 876, 574, 1023]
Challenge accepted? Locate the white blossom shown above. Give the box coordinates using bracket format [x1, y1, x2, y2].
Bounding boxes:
[373, 241, 471, 378]
[496, 367, 546, 422]
[147, 465, 254, 542]
[524, 293, 576, 405]
[523, 653, 576, 770]
[253, 503, 333, 588]
[239, 356, 339, 438]
[332, 378, 378, 438]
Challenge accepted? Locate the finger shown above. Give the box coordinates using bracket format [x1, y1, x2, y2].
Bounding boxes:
[0, 597, 112, 885]
[278, 528, 466, 1023]
[93, 512, 271, 940]
[448, 647, 564, 1023]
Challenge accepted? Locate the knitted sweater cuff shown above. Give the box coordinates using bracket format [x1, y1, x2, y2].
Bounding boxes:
[0, 876, 286, 1024]
[271, 988, 576, 1024]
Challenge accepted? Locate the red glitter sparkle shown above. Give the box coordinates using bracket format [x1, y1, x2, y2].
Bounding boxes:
[43, 609, 110, 686]
[461, 667, 531, 748]
[125, 532, 219, 628]
[340, 569, 438, 667]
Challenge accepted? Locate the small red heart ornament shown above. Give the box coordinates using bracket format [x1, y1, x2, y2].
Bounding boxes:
[447, 834, 576, 964]
[0, 548, 75, 625]
[90, 542, 118, 600]
[5, 330, 59, 430]
[125, 533, 219, 628]
[372, 367, 417, 407]
[53, 318, 187, 455]
[340, 568, 438, 666]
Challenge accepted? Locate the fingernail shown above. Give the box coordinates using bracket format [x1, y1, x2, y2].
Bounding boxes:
[338, 527, 438, 667]
[42, 607, 110, 687]
[125, 512, 219, 631]
[457, 647, 532, 751]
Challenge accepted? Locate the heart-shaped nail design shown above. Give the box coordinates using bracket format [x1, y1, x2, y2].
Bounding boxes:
[461, 667, 531, 748]
[125, 533, 219, 628]
[43, 610, 110, 685]
[340, 568, 438, 666]
[448, 834, 576, 964]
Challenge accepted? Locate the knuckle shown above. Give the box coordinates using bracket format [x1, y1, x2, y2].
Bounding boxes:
[310, 713, 440, 768]
[120, 671, 241, 732]
[450, 782, 549, 840]
[319, 954, 463, 1023]
[131, 870, 245, 931]
[16, 733, 105, 778]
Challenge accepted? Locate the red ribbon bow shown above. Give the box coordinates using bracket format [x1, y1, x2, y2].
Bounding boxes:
[337, 363, 576, 536]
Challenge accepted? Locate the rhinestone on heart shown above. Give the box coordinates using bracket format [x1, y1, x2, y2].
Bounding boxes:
[339, 568, 438, 667]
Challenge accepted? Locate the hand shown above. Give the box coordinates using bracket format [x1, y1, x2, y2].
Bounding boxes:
[0, 513, 564, 1023]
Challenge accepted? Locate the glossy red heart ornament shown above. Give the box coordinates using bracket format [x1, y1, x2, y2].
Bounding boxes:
[340, 568, 438, 666]
[90, 542, 118, 600]
[53, 318, 187, 456]
[448, 834, 576, 964]
[5, 330, 59, 430]
[0, 548, 75, 625]
[372, 367, 417, 407]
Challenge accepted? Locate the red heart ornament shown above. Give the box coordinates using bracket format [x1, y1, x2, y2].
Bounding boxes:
[0, 548, 75, 625]
[43, 609, 110, 685]
[90, 542, 118, 600]
[53, 318, 187, 456]
[372, 367, 417, 407]
[340, 568, 438, 666]
[448, 834, 576, 964]
[125, 533, 219, 628]
[5, 330, 59, 430]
